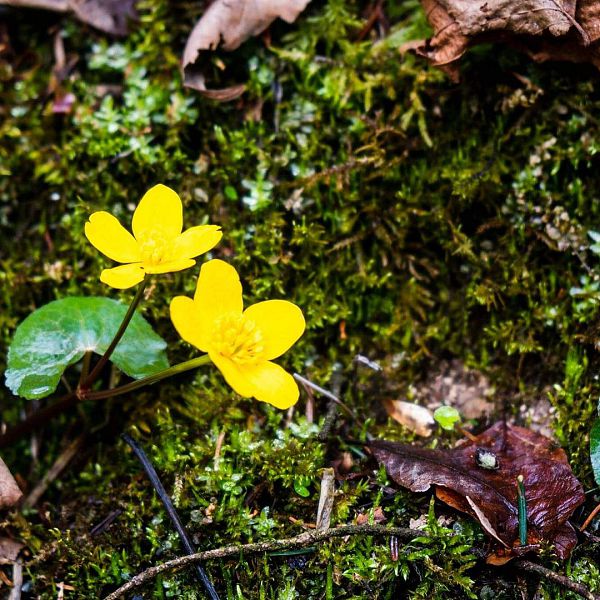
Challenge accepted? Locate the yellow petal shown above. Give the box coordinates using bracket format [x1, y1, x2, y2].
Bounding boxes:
[193, 260, 243, 330]
[209, 351, 255, 397]
[170, 296, 209, 352]
[244, 300, 305, 360]
[132, 184, 183, 240]
[85, 212, 141, 263]
[244, 361, 300, 409]
[172, 225, 223, 260]
[100, 264, 145, 289]
[143, 258, 195, 274]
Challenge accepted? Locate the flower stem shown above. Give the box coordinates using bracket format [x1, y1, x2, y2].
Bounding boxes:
[80, 278, 148, 390]
[85, 355, 212, 401]
[0, 355, 211, 448]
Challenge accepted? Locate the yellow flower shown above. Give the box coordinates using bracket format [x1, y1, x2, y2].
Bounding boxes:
[170, 259, 305, 409]
[85, 184, 222, 289]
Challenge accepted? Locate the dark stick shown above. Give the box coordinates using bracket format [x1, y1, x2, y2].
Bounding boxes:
[122, 434, 219, 600]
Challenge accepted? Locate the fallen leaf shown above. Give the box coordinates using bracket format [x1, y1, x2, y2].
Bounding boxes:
[0, 457, 22, 509]
[0, 537, 24, 565]
[0, 0, 137, 36]
[368, 422, 584, 563]
[182, 0, 311, 99]
[356, 506, 386, 526]
[383, 399, 435, 437]
[413, 0, 600, 75]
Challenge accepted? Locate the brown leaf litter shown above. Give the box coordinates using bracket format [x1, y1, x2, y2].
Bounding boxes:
[368, 421, 585, 564]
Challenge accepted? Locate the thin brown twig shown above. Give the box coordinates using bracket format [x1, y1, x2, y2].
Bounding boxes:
[514, 560, 600, 600]
[23, 435, 86, 508]
[580, 502, 600, 532]
[102, 524, 419, 599]
[102, 523, 600, 600]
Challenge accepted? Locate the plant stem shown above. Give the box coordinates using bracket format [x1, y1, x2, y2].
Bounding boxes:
[79, 351, 93, 387]
[0, 392, 77, 449]
[85, 355, 212, 401]
[0, 355, 211, 448]
[122, 434, 220, 600]
[517, 475, 527, 545]
[80, 278, 148, 390]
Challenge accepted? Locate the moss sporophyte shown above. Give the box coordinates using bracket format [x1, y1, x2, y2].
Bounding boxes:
[84, 184, 223, 289]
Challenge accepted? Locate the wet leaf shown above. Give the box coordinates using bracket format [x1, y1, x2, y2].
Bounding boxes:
[414, 0, 600, 76]
[589, 419, 600, 485]
[182, 0, 311, 100]
[0, 458, 22, 509]
[5, 297, 169, 400]
[368, 422, 585, 563]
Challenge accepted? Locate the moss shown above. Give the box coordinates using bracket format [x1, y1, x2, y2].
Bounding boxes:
[3, 0, 600, 597]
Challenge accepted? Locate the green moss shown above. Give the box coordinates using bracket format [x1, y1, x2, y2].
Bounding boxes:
[3, 0, 600, 597]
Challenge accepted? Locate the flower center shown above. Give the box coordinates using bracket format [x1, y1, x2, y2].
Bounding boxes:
[137, 229, 173, 265]
[212, 313, 265, 364]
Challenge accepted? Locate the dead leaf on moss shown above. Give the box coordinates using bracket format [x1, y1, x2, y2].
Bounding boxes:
[383, 399, 435, 437]
[182, 0, 311, 100]
[0, 457, 22, 509]
[413, 0, 600, 76]
[0, 537, 24, 564]
[368, 422, 584, 563]
[0, 0, 137, 35]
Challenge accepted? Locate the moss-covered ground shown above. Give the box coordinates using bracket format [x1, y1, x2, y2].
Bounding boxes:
[3, 0, 600, 597]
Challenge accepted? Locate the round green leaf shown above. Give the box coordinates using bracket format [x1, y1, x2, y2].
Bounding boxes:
[433, 406, 461, 431]
[6, 297, 169, 400]
[590, 419, 600, 486]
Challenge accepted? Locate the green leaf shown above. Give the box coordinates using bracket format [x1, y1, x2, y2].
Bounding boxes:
[590, 419, 600, 486]
[433, 406, 461, 431]
[6, 297, 169, 400]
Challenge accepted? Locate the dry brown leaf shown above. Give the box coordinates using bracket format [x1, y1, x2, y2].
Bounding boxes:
[182, 0, 311, 100]
[415, 0, 600, 74]
[368, 422, 584, 563]
[0, 457, 22, 509]
[0, 0, 136, 35]
[0, 537, 24, 565]
[383, 399, 435, 437]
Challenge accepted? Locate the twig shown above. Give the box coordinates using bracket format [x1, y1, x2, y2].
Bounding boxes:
[90, 509, 123, 537]
[293, 373, 365, 441]
[23, 435, 85, 508]
[580, 502, 600, 532]
[315, 468, 335, 531]
[514, 560, 600, 600]
[8, 561, 22, 600]
[102, 524, 420, 599]
[122, 435, 219, 600]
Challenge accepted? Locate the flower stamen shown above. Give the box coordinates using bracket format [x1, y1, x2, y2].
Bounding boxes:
[213, 313, 265, 364]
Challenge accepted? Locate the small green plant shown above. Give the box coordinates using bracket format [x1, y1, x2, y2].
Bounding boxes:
[4, 184, 307, 431]
[433, 406, 461, 431]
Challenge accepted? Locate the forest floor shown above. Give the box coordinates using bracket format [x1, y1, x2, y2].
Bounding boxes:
[2, 1, 600, 598]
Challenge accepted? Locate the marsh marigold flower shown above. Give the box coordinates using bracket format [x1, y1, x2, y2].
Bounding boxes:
[170, 259, 305, 409]
[85, 184, 222, 289]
